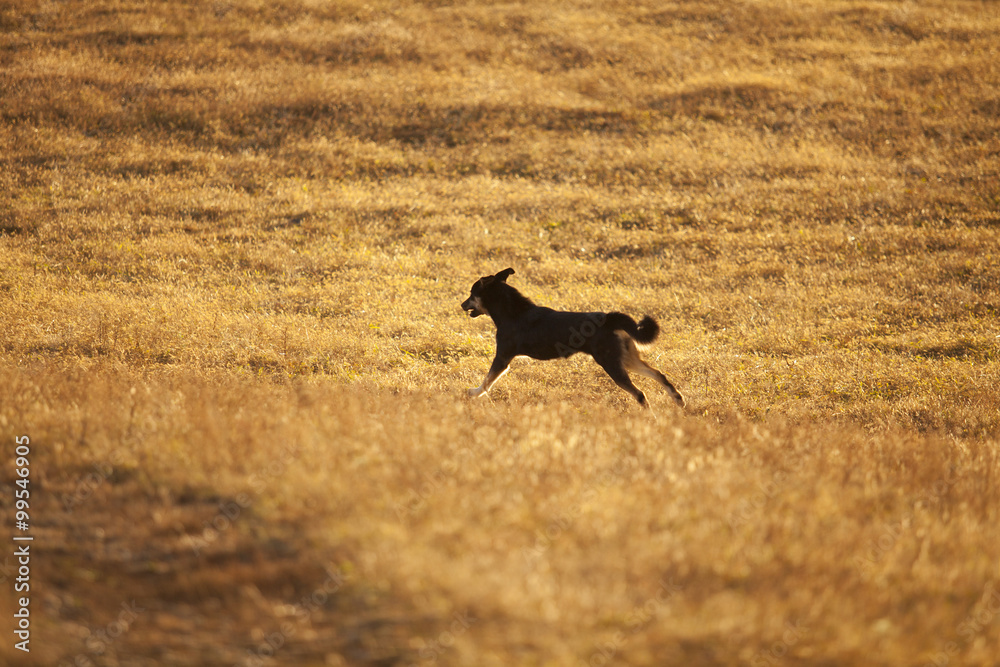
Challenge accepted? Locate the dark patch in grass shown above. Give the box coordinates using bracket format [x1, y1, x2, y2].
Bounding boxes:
[0, 211, 37, 236]
[112, 159, 204, 180]
[875, 339, 996, 362]
[914, 341, 994, 362]
[265, 213, 309, 232]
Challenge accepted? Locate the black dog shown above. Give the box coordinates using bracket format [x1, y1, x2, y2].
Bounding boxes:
[461, 268, 684, 408]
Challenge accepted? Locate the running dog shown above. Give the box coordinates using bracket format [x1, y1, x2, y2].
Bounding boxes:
[461, 268, 685, 408]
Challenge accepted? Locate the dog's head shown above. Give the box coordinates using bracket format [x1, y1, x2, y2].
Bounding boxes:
[461, 268, 515, 318]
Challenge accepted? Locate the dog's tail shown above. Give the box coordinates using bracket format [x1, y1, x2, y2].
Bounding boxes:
[606, 312, 660, 345]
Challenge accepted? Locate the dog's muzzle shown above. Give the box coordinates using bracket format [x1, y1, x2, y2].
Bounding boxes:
[461, 298, 484, 318]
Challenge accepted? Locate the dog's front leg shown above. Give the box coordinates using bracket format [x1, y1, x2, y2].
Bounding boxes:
[468, 355, 512, 398]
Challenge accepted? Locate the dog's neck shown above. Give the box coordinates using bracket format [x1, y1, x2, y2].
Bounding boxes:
[487, 283, 536, 325]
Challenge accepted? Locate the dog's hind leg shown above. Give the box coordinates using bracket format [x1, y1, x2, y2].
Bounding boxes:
[602, 363, 648, 407]
[468, 355, 512, 399]
[594, 346, 648, 407]
[636, 363, 685, 407]
[621, 339, 686, 407]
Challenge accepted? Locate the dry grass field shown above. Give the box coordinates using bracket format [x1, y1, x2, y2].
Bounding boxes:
[2, 0, 1000, 664]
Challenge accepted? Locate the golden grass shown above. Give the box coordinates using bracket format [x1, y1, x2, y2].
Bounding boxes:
[2, 0, 999, 664]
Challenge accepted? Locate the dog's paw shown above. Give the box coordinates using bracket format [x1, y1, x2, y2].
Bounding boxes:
[467, 387, 485, 398]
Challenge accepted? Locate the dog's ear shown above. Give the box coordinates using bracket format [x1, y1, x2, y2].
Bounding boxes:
[496, 268, 515, 282]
